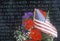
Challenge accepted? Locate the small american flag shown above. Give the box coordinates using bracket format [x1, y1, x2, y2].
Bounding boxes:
[34, 9, 58, 38]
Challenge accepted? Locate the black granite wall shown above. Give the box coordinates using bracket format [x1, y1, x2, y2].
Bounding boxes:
[0, 0, 60, 41]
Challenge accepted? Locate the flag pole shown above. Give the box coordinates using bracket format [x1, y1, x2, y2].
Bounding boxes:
[33, 8, 36, 20]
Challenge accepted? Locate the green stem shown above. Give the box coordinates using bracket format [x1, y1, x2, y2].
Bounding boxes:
[51, 37, 54, 41]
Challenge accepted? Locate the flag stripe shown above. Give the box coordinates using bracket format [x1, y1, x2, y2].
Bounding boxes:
[34, 22, 57, 34]
[39, 9, 46, 17]
[45, 20, 57, 31]
[34, 25, 57, 37]
[34, 26, 51, 35]
[34, 19, 57, 31]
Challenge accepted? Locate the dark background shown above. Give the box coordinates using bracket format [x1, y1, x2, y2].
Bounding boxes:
[0, 0, 60, 41]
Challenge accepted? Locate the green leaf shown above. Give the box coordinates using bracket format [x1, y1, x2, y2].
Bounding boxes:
[42, 33, 54, 41]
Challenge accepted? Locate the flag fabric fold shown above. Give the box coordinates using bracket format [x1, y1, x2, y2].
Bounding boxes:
[34, 9, 58, 38]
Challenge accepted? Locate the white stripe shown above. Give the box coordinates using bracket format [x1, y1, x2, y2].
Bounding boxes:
[34, 22, 57, 34]
[45, 19, 57, 31]
[35, 19, 56, 30]
[34, 25, 57, 37]
[34, 19, 57, 31]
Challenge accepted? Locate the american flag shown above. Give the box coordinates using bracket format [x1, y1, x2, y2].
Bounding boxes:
[34, 9, 58, 38]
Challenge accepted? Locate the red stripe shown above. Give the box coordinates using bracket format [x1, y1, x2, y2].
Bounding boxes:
[34, 20, 56, 31]
[45, 20, 56, 31]
[34, 23, 57, 34]
[34, 21, 57, 34]
[34, 26, 54, 37]
[35, 20, 56, 31]
[34, 26, 50, 34]
[39, 9, 46, 18]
